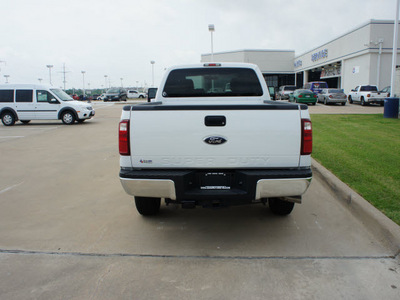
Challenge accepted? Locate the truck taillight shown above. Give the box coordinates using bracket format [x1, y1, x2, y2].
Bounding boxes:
[119, 120, 130, 156]
[301, 119, 312, 155]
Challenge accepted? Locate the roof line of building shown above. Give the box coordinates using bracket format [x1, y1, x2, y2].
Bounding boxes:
[202, 19, 398, 60]
[295, 19, 397, 58]
[201, 49, 295, 56]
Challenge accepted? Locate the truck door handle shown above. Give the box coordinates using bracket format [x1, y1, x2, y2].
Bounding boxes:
[205, 115, 226, 127]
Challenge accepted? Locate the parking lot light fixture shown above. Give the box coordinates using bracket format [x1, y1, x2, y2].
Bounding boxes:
[104, 75, 108, 89]
[208, 24, 215, 62]
[46, 65, 53, 85]
[81, 71, 86, 99]
[150, 61, 155, 87]
[4, 74, 10, 83]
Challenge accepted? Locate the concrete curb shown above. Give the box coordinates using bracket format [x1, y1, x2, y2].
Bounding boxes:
[311, 158, 400, 257]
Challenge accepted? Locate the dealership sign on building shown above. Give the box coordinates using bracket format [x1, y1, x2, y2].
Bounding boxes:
[311, 49, 328, 62]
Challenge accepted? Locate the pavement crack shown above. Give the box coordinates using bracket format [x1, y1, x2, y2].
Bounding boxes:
[0, 249, 397, 261]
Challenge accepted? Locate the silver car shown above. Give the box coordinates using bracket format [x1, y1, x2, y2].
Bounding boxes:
[276, 85, 296, 100]
[318, 88, 347, 105]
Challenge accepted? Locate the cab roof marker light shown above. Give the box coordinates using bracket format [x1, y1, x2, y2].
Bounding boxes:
[203, 63, 222, 67]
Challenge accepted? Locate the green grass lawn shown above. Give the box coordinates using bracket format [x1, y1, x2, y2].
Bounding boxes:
[311, 114, 400, 225]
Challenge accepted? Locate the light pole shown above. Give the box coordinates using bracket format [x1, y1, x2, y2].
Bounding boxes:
[46, 65, 53, 85]
[104, 75, 108, 90]
[81, 71, 86, 99]
[208, 24, 215, 62]
[120, 77, 123, 87]
[389, 0, 400, 118]
[4, 75, 10, 83]
[150, 61, 155, 87]
[38, 78, 42, 83]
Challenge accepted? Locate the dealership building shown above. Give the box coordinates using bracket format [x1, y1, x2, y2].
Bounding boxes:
[201, 20, 400, 94]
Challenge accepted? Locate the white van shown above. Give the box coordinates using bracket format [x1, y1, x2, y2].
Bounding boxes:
[0, 84, 95, 126]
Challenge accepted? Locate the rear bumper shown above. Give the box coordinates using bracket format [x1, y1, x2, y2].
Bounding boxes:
[120, 168, 312, 204]
[327, 98, 347, 104]
[367, 97, 385, 104]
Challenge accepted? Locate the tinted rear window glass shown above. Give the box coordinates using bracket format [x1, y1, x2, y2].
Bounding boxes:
[312, 82, 328, 89]
[163, 68, 263, 98]
[360, 86, 378, 92]
[284, 86, 296, 91]
[328, 89, 342, 93]
[0, 90, 14, 102]
[16, 90, 33, 102]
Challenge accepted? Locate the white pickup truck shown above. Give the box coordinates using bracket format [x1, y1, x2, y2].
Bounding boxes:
[347, 85, 386, 106]
[119, 63, 312, 216]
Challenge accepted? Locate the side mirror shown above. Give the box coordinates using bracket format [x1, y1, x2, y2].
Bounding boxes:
[49, 98, 59, 104]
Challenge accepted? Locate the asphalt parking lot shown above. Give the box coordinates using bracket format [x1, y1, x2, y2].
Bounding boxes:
[0, 102, 399, 299]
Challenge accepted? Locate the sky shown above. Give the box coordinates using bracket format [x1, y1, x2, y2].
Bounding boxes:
[0, 0, 397, 90]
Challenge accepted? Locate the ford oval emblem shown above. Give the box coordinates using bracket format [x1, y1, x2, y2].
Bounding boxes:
[204, 136, 227, 145]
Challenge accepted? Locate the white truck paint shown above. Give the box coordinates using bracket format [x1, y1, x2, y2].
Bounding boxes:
[119, 63, 312, 216]
[348, 85, 386, 106]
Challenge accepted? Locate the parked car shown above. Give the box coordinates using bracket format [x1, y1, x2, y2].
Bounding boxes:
[0, 84, 95, 126]
[348, 85, 385, 106]
[104, 88, 127, 101]
[71, 94, 80, 100]
[276, 85, 296, 100]
[303, 81, 328, 94]
[97, 93, 106, 100]
[317, 88, 347, 105]
[380, 86, 391, 97]
[90, 94, 100, 100]
[289, 89, 317, 105]
[119, 63, 313, 216]
[127, 90, 146, 99]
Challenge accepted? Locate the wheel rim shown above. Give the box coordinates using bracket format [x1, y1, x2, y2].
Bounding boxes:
[63, 113, 73, 124]
[3, 114, 13, 125]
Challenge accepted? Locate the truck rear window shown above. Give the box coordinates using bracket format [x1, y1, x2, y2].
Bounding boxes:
[360, 86, 378, 92]
[162, 68, 263, 97]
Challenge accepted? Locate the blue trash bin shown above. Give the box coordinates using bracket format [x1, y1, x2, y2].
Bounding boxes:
[383, 97, 399, 118]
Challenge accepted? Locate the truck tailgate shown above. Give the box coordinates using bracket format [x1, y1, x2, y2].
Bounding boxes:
[128, 105, 302, 169]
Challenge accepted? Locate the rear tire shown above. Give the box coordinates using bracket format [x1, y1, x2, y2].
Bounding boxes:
[1, 111, 16, 126]
[361, 97, 366, 106]
[135, 197, 161, 216]
[269, 198, 295, 216]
